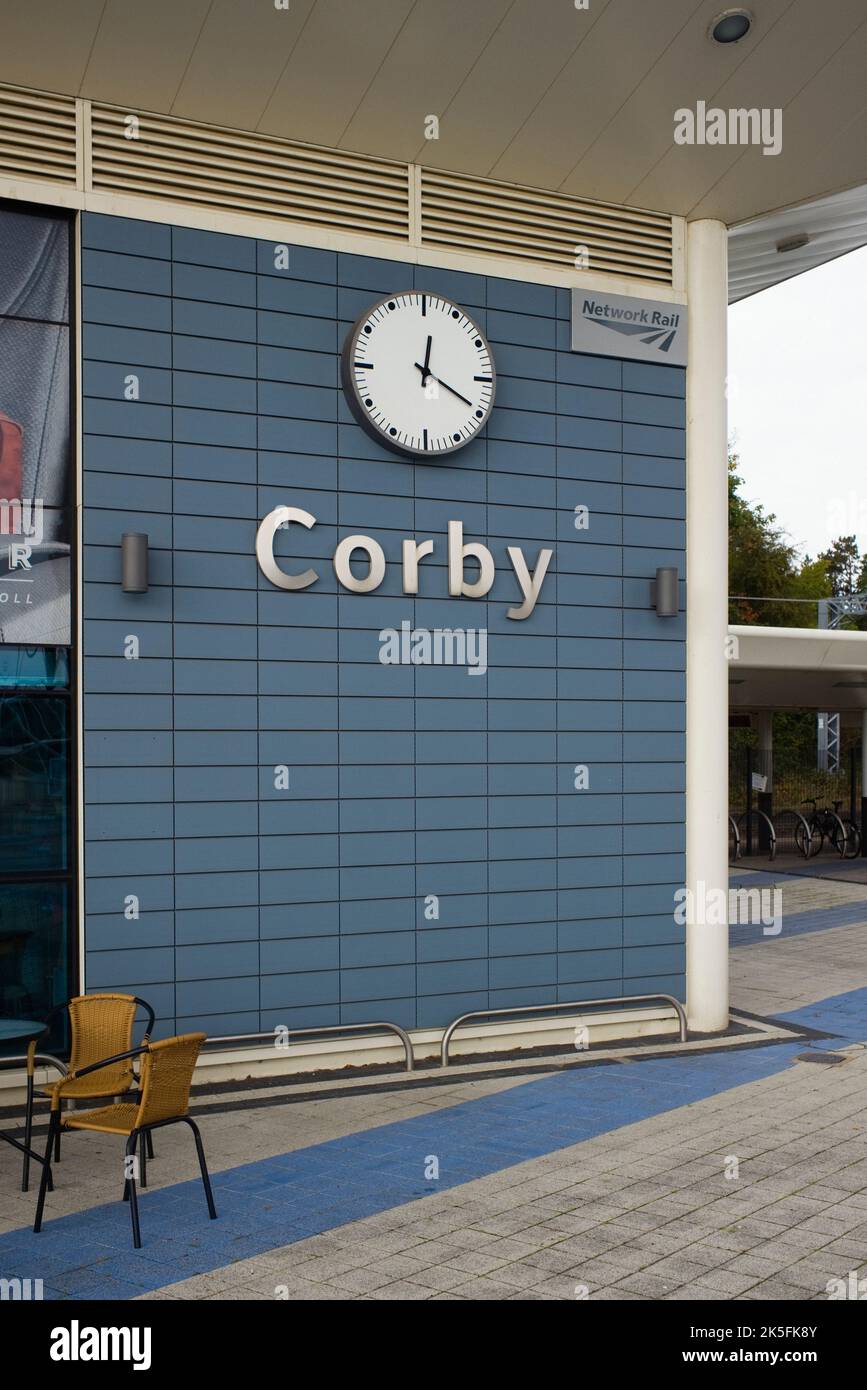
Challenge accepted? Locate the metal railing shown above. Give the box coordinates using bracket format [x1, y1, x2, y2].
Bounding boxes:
[728, 594, 866, 626]
[440, 994, 688, 1067]
[205, 1021, 415, 1072]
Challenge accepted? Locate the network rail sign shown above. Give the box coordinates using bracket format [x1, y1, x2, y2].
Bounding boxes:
[571, 289, 688, 366]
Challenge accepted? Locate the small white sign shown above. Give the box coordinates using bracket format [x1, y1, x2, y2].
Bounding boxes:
[751, 773, 767, 792]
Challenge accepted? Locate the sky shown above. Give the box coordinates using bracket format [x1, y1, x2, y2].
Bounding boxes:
[727, 243, 867, 565]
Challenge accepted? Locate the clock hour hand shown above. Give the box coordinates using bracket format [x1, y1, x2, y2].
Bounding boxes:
[420, 334, 433, 383]
[413, 363, 473, 409]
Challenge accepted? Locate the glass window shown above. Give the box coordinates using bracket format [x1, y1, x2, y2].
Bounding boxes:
[0, 203, 75, 1053]
[0, 694, 69, 872]
[0, 206, 72, 649]
[0, 319, 71, 507]
[0, 645, 69, 688]
[0, 880, 70, 1028]
[0, 207, 69, 324]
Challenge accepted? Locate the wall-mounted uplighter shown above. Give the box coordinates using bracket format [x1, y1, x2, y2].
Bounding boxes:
[651, 565, 679, 617]
[121, 532, 149, 593]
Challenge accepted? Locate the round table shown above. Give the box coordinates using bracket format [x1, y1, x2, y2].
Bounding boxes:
[0, 1018, 52, 1188]
[0, 1018, 45, 1047]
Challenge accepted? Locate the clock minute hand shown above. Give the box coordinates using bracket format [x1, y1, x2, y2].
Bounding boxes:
[421, 334, 433, 382]
[413, 363, 473, 409]
[439, 378, 473, 408]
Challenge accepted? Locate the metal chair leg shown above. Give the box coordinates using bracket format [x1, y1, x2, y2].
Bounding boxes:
[122, 1133, 138, 1201]
[185, 1118, 217, 1220]
[145, 1130, 154, 1160]
[22, 1074, 34, 1192]
[140, 1134, 147, 1188]
[33, 1113, 58, 1233]
[125, 1132, 142, 1249]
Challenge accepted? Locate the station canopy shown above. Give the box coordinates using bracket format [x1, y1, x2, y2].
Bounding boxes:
[729, 626, 867, 722]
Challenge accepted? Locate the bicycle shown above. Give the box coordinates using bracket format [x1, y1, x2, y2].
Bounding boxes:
[797, 798, 861, 859]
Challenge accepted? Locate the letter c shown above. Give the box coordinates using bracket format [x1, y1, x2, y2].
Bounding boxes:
[255, 506, 318, 590]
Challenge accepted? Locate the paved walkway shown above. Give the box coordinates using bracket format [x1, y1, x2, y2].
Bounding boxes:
[1, 871, 866, 1301]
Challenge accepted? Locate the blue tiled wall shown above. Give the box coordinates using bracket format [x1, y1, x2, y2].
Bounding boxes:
[80, 212, 686, 1038]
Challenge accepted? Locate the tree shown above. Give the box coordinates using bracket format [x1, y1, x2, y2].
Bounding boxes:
[728, 453, 812, 626]
[725, 452, 867, 628]
[820, 535, 861, 597]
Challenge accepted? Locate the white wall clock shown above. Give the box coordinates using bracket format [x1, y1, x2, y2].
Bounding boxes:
[341, 291, 496, 458]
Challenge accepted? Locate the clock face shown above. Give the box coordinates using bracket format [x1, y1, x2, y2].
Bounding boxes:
[341, 291, 495, 458]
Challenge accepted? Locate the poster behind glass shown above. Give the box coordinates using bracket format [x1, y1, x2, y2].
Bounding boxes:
[0, 205, 71, 646]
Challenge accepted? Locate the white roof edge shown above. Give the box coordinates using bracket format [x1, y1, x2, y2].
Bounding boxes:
[729, 625, 867, 644]
[727, 183, 867, 303]
[729, 624, 867, 674]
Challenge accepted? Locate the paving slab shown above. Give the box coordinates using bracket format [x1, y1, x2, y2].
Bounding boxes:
[1, 873, 866, 1301]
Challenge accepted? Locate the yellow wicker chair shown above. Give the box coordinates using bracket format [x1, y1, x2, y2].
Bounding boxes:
[22, 993, 155, 1192]
[33, 1033, 216, 1249]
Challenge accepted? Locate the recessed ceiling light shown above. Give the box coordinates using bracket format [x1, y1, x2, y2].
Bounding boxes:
[709, 9, 753, 44]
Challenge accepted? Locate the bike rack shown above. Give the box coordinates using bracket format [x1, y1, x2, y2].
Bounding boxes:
[728, 814, 741, 862]
[785, 804, 860, 859]
[205, 1021, 415, 1072]
[775, 808, 814, 859]
[440, 993, 688, 1068]
[825, 809, 854, 858]
[738, 808, 777, 860]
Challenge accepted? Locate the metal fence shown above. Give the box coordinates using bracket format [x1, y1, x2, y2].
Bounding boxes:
[729, 743, 862, 856]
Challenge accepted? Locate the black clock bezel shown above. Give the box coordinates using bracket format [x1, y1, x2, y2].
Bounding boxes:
[340, 291, 497, 459]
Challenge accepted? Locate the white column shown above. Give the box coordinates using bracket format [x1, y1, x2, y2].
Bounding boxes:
[756, 710, 773, 786]
[685, 219, 729, 1033]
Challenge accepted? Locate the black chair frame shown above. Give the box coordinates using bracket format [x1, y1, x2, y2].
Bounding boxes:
[22, 995, 155, 1192]
[33, 1045, 217, 1250]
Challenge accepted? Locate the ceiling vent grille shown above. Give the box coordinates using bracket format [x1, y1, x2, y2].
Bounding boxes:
[90, 105, 410, 241]
[420, 168, 673, 284]
[0, 84, 78, 185]
[0, 83, 676, 288]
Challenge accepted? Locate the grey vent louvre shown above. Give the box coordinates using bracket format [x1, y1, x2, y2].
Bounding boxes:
[0, 83, 676, 288]
[90, 105, 410, 241]
[420, 168, 673, 284]
[0, 84, 78, 184]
